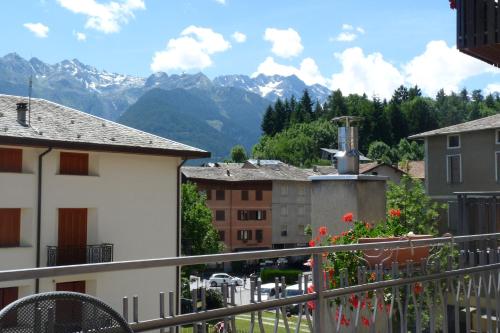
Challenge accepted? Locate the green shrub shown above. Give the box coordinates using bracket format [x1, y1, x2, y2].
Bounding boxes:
[260, 268, 302, 284]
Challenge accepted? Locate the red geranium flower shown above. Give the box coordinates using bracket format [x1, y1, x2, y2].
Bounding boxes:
[348, 294, 359, 308]
[389, 208, 401, 218]
[414, 282, 424, 295]
[318, 226, 328, 236]
[309, 240, 316, 247]
[361, 316, 370, 327]
[307, 284, 315, 310]
[343, 212, 353, 222]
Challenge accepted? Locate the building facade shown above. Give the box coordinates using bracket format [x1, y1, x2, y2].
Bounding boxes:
[410, 115, 500, 233]
[0, 95, 208, 320]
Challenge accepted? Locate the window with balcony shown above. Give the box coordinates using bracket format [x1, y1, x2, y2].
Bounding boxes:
[256, 190, 263, 201]
[216, 190, 225, 201]
[238, 210, 266, 221]
[0, 209, 20, 247]
[60, 152, 89, 175]
[215, 210, 225, 221]
[237, 230, 252, 241]
[447, 154, 462, 184]
[447, 135, 460, 149]
[241, 190, 249, 201]
[281, 225, 288, 237]
[0, 148, 22, 173]
[256, 230, 263, 243]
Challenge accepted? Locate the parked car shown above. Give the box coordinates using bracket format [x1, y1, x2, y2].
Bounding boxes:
[208, 273, 243, 287]
[259, 282, 282, 301]
[284, 283, 312, 315]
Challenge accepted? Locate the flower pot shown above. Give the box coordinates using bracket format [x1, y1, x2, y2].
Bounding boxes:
[358, 235, 432, 268]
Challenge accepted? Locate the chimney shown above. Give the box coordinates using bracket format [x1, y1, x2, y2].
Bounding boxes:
[16, 102, 28, 127]
[332, 116, 362, 175]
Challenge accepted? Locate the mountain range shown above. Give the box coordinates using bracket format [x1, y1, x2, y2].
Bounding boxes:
[0, 53, 332, 160]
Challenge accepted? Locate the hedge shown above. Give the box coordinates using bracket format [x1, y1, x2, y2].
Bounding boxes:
[260, 268, 303, 284]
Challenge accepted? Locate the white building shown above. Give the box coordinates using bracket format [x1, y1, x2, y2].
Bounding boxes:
[0, 95, 208, 321]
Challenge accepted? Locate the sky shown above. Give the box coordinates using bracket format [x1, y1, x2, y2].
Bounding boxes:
[2, 0, 500, 99]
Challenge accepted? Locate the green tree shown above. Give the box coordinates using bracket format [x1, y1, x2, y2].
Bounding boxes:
[367, 141, 394, 164]
[386, 175, 442, 235]
[181, 183, 223, 256]
[230, 145, 247, 163]
[261, 105, 276, 136]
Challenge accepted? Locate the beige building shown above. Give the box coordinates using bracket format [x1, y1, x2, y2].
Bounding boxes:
[409, 114, 500, 233]
[0, 95, 208, 320]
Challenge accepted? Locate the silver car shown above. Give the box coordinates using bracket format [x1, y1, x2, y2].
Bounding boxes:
[208, 273, 243, 287]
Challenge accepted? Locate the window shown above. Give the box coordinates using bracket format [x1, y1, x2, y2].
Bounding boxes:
[297, 224, 305, 236]
[237, 230, 252, 241]
[206, 189, 212, 201]
[281, 225, 288, 237]
[256, 190, 263, 201]
[280, 185, 288, 196]
[0, 148, 22, 173]
[496, 152, 500, 182]
[216, 190, 225, 200]
[447, 135, 460, 149]
[496, 130, 500, 144]
[0, 209, 20, 247]
[215, 210, 225, 221]
[238, 210, 266, 220]
[241, 190, 249, 201]
[60, 152, 89, 175]
[0, 287, 18, 326]
[218, 230, 225, 241]
[447, 154, 462, 184]
[256, 230, 263, 243]
[256, 210, 267, 220]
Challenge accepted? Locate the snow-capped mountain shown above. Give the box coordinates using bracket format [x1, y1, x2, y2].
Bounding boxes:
[213, 74, 331, 102]
[0, 53, 332, 120]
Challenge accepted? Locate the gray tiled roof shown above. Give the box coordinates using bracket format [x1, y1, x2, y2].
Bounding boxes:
[0, 94, 209, 158]
[182, 161, 316, 182]
[409, 113, 500, 139]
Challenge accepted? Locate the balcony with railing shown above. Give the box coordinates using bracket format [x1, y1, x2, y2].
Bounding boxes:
[456, 0, 500, 67]
[2, 234, 500, 332]
[46, 243, 113, 266]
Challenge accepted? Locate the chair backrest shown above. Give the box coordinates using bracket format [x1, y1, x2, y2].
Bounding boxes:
[0, 291, 133, 333]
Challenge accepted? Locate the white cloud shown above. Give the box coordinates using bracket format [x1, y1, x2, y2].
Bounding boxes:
[264, 28, 303, 59]
[332, 23, 365, 42]
[56, 0, 145, 34]
[214, 0, 225, 4]
[75, 31, 87, 41]
[23, 22, 49, 38]
[330, 47, 404, 99]
[403, 40, 498, 96]
[150, 25, 231, 72]
[253, 56, 327, 86]
[485, 83, 500, 95]
[232, 31, 246, 43]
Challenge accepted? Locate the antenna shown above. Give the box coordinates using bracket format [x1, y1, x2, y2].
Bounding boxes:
[28, 75, 32, 126]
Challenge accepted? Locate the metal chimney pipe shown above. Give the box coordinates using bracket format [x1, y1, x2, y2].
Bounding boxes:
[332, 116, 362, 175]
[16, 102, 28, 126]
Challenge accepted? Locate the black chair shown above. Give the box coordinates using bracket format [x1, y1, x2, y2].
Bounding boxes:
[0, 291, 133, 333]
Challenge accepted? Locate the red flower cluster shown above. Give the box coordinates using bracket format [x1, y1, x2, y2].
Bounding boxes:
[343, 212, 353, 222]
[361, 316, 370, 327]
[318, 226, 328, 236]
[335, 309, 351, 326]
[449, 0, 456, 9]
[414, 282, 424, 295]
[308, 240, 316, 247]
[389, 208, 401, 218]
[307, 285, 315, 310]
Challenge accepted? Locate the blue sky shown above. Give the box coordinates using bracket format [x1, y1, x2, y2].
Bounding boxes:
[2, 0, 500, 99]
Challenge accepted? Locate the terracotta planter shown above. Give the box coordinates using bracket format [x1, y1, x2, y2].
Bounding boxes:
[358, 235, 432, 268]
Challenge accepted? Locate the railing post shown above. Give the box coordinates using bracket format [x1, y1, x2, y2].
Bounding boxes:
[312, 253, 329, 333]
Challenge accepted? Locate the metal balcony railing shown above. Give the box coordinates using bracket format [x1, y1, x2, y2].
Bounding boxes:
[1, 234, 500, 332]
[47, 244, 113, 266]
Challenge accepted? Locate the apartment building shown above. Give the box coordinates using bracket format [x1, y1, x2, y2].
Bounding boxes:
[182, 160, 314, 251]
[409, 114, 500, 233]
[0, 95, 208, 319]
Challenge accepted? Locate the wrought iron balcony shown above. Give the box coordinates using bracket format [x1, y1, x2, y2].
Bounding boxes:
[47, 244, 113, 266]
[457, 0, 500, 67]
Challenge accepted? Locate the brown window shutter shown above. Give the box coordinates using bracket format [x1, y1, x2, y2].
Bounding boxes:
[0, 209, 21, 247]
[0, 148, 22, 173]
[0, 287, 18, 327]
[60, 152, 89, 175]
